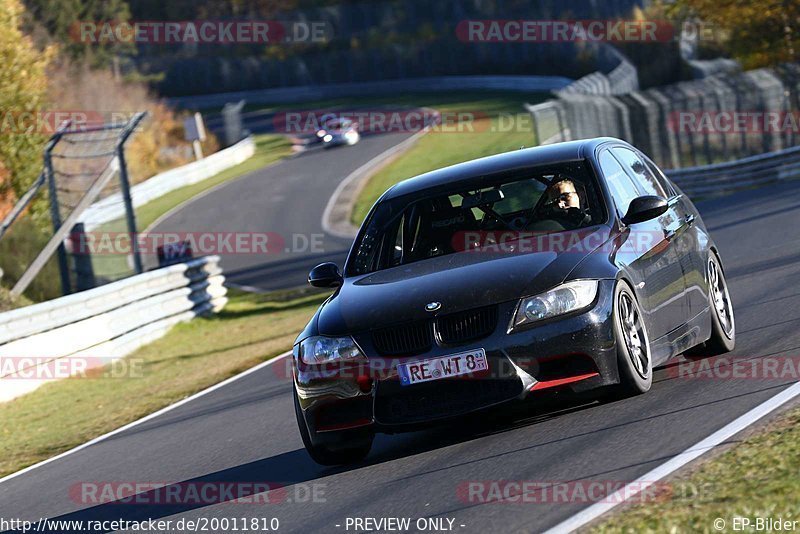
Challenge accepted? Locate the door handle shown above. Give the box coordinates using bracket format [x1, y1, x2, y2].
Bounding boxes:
[685, 214, 696, 226]
[664, 228, 677, 241]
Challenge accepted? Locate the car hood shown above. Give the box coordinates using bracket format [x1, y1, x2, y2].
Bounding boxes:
[315, 226, 610, 336]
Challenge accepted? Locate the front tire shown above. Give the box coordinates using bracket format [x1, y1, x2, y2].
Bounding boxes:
[613, 281, 652, 396]
[293, 388, 373, 466]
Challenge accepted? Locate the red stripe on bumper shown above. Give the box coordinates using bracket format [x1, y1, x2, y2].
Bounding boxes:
[529, 372, 600, 391]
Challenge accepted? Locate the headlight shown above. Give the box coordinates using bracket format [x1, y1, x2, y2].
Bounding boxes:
[323, 134, 333, 142]
[316, 129, 326, 137]
[510, 280, 598, 331]
[299, 336, 366, 365]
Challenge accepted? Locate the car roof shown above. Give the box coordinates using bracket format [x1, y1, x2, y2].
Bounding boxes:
[381, 136, 625, 201]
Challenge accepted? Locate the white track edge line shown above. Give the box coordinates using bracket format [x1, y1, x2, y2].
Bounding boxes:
[0, 351, 292, 486]
[543, 380, 800, 534]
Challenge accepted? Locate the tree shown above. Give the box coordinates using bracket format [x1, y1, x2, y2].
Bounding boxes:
[22, 0, 132, 66]
[128, 0, 300, 20]
[0, 0, 54, 212]
[667, 0, 799, 69]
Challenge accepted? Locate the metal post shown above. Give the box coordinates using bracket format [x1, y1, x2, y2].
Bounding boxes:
[699, 94, 713, 165]
[222, 100, 246, 147]
[117, 112, 147, 275]
[192, 139, 204, 160]
[44, 133, 72, 295]
[70, 222, 96, 291]
[556, 106, 567, 142]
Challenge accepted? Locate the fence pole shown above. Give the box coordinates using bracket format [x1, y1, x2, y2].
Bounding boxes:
[532, 112, 542, 145]
[70, 222, 96, 291]
[116, 112, 147, 275]
[556, 105, 567, 142]
[44, 130, 72, 295]
[223, 100, 246, 147]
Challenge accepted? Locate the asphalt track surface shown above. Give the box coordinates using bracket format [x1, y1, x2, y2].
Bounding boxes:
[143, 131, 414, 290]
[3, 142, 800, 533]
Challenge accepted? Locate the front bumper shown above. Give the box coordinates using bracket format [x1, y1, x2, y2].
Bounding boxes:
[294, 279, 619, 441]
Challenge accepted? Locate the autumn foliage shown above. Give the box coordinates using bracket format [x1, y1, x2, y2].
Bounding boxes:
[666, 0, 799, 69]
[0, 0, 54, 220]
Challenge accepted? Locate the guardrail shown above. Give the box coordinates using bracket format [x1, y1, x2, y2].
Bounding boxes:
[667, 144, 800, 197]
[556, 47, 639, 96]
[538, 65, 798, 171]
[80, 137, 256, 231]
[168, 76, 574, 109]
[0, 256, 227, 402]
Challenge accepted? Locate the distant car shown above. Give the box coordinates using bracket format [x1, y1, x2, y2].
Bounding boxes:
[315, 118, 360, 148]
[293, 137, 735, 465]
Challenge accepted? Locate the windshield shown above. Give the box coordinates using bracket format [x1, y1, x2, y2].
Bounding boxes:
[347, 160, 605, 276]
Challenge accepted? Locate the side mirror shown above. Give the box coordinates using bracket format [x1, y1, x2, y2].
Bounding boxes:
[622, 195, 668, 225]
[308, 262, 343, 288]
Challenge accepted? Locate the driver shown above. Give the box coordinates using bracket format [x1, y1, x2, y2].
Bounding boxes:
[530, 176, 591, 230]
[546, 178, 581, 211]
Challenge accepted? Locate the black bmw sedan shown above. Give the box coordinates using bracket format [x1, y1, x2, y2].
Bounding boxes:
[293, 137, 735, 465]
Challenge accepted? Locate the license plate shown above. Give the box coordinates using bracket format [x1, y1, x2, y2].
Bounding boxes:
[397, 349, 488, 386]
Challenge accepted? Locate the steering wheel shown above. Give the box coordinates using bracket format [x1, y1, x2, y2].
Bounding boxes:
[476, 206, 511, 230]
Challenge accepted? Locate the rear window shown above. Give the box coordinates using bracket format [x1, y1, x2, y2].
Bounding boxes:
[347, 161, 605, 276]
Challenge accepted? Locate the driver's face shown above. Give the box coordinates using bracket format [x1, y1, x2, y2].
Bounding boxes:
[551, 181, 580, 210]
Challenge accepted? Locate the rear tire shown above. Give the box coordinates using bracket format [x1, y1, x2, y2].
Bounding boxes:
[293, 388, 373, 466]
[612, 281, 652, 396]
[685, 253, 735, 358]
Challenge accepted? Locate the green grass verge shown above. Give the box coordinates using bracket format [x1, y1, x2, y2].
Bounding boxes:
[350, 92, 556, 225]
[0, 288, 327, 478]
[593, 403, 800, 533]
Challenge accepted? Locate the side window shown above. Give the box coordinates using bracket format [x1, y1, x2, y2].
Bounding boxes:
[611, 147, 666, 198]
[389, 214, 405, 267]
[642, 155, 677, 198]
[598, 149, 640, 216]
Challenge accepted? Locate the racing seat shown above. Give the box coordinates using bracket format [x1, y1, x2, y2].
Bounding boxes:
[411, 202, 478, 259]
